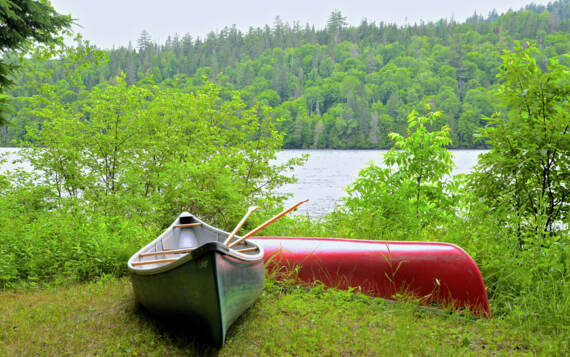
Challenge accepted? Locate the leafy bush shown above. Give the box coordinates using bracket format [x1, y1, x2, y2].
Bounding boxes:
[444, 209, 569, 334]
[468, 43, 569, 238]
[19, 76, 303, 230]
[340, 110, 459, 240]
[1, 64, 304, 286]
[453, 43, 569, 332]
[0, 185, 153, 287]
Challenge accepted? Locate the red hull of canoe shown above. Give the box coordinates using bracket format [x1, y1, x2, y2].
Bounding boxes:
[249, 236, 491, 317]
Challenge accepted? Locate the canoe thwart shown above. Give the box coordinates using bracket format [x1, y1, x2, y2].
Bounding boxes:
[139, 248, 194, 258]
[173, 223, 201, 228]
[235, 247, 259, 253]
[132, 258, 178, 266]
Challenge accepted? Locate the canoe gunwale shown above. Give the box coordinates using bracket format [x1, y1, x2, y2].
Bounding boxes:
[128, 212, 264, 275]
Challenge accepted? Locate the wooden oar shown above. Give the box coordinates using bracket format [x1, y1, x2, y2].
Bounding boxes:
[228, 199, 309, 248]
[223, 206, 258, 246]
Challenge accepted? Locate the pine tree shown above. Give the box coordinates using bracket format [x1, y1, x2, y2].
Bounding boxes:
[327, 10, 347, 43]
[137, 30, 152, 52]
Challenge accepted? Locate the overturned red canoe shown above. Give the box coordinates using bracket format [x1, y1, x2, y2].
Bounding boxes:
[249, 236, 491, 317]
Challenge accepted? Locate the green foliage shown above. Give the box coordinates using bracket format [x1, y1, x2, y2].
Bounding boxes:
[0, 45, 304, 286]
[448, 43, 570, 335]
[445, 202, 569, 335]
[2, 1, 569, 147]
[341, 110, 457, 239]
[17, 74, 300, 230]
[0, 2, 568, 351]
[468, 43, 569, 238]
[0, 167, 142, 286]
[308, 44, 568, 340]
[0, 0, 72, 124]
[327, 10, 347, 39]
[0, 190, 151, 287]
[264, 45, 569, 336]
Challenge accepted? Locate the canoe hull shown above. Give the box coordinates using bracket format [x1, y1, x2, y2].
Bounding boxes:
[250, 236, 490, 317]
[131, 245, 264, 346]
[129, 213, 265, 346]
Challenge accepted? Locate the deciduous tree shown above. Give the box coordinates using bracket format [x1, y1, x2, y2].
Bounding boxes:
[0, 0, 71, 124]
[343, 110, 457, 239]
[468, 43, 569, 238]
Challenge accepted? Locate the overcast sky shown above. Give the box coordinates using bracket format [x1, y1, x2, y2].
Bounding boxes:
[50, 0, 551, 49]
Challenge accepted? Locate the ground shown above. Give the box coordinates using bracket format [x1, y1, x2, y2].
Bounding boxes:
[0, 277, 564, 356]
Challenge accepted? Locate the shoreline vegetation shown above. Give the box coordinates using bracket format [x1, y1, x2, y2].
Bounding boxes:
[0, 0, 568, 355]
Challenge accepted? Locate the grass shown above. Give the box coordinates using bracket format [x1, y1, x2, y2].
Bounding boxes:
[0, 277, 566, 356]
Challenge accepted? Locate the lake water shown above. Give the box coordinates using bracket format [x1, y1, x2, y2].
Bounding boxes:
[275, 150, 485, 216]
[0, 147, 21, 173]
[1, 148, 486, 217]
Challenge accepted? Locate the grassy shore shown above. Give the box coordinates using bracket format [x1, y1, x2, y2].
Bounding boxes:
[0, 277, 566, 356]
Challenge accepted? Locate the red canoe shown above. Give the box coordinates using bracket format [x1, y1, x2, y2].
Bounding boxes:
[249, 236, 491, 317]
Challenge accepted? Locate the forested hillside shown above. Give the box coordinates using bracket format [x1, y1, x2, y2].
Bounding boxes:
[3, 1, 569, 148]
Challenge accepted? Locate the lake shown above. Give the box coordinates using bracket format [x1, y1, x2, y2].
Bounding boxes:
[0, 147, 21, 173]
[275, 149, 485, 216]
[1, 148, 486, 217]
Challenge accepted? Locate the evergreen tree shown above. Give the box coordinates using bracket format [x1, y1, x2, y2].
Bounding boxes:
[137, 30, 152, 52]
[328, 10, 347, 43]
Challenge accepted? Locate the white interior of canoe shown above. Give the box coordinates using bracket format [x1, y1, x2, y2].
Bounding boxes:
[129, 215, 261, 270]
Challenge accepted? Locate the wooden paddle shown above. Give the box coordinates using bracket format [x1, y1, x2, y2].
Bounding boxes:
[223, 206, 258, 246]
[228, 199, 309, 249]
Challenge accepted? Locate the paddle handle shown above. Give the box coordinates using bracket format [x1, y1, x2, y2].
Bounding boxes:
[223, 206, 258, 245]
[228, 199, 309, 248]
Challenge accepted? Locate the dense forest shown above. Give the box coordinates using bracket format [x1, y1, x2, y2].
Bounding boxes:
[2, 1, 569, 148]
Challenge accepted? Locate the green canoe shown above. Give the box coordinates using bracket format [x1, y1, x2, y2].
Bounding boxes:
[128, 212, 265, 346]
